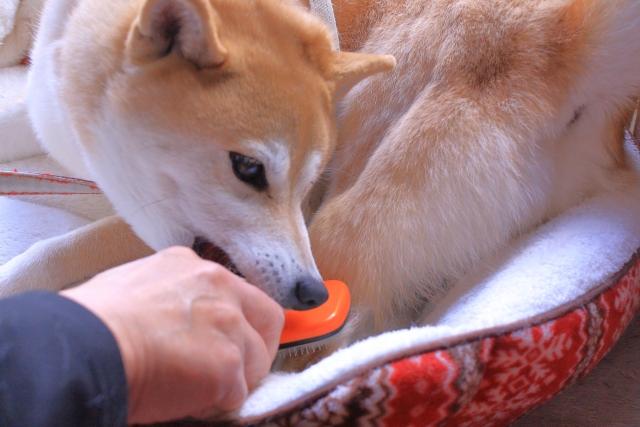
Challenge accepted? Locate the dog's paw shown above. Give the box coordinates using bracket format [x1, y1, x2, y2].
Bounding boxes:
[0, 249, 56, 297]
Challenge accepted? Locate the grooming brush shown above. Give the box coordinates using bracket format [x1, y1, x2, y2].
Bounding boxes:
[279, 280, 350, 353]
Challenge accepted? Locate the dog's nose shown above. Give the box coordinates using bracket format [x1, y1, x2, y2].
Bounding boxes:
[291, 276, 329, 310]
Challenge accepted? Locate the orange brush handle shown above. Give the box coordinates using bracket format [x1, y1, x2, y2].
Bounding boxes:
[279, 280, 351, 349]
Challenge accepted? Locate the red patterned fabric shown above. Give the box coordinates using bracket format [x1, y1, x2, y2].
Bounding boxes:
[251, 257, 640, 427]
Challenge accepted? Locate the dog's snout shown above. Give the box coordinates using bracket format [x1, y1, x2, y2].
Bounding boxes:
[291, 276, 328, 310]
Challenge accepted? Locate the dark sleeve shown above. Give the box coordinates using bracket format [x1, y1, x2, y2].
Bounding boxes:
[0, 291, 128, 427]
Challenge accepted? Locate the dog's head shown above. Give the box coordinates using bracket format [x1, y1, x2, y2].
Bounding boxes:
[78, 0, 394, 308]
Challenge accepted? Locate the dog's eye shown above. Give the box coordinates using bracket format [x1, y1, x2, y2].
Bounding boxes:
[229, 152, 268, 191]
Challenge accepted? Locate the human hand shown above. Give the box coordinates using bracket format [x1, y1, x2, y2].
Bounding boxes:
[60, 246, 284, 424]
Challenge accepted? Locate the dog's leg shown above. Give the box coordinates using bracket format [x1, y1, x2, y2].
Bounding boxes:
[305, 0, 640, 350]
[309, 94, 552, 341]
[0, 215, 153, 296]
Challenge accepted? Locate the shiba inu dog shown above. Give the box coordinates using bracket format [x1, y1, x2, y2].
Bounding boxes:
[291, 0, 640, 362]
[3, 0, 394, 306]
[4, 0, 640, 374]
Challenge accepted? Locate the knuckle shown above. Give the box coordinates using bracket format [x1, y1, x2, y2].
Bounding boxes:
[160, 245, 196, 259]
[195, 262, 232, 284]
[219, 345, 244, 373]
[209, 303, 244, 331]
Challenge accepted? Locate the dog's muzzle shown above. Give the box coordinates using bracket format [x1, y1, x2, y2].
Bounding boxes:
[191, 236, 328, 310]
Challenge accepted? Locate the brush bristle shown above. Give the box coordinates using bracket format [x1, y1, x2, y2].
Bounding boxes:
[279, 342, 330, 358]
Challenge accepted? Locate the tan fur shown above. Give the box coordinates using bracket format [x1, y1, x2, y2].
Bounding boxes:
[13, 0, 394, 307]
[297, 0, 640, 356]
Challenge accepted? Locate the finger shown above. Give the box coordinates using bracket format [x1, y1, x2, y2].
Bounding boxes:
[239, 321, 275, 390]
[194, 297, 273, 387]
[198, 267, 284, 360]
[209, 344, 249, 412]
[235, 282, 285, 359]
[191, 294, 274, 392]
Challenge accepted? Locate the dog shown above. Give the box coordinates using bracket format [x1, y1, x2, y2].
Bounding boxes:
[277, 0, 640, 368]
[3, 0, 640, 371]
[0, 0, 394, 306]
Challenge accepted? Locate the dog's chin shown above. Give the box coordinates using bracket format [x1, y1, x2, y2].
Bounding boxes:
[192, 237, 244, 277]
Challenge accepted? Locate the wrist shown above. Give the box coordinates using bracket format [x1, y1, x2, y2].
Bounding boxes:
[60, 288, 145, 421]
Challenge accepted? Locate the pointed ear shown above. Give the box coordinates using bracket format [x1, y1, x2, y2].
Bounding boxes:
[126, 0, 226, 68]
[327, 51, 396, 102]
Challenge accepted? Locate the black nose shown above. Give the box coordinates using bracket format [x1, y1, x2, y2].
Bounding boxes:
[291, 277, 329, 310]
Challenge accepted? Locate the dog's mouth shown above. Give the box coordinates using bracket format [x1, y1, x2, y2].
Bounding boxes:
[192, 236, 243, 277]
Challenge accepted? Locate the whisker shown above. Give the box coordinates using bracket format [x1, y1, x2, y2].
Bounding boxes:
[138, 143, 170, 151]
[127, 196, 171, 218]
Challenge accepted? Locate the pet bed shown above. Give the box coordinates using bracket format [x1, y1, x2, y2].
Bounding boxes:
[2, 155, 640, 427]
[2, 66, 640, 427]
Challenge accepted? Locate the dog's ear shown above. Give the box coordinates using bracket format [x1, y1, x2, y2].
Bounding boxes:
[126, 0, 226, 68]
[327, 52, 396, 102]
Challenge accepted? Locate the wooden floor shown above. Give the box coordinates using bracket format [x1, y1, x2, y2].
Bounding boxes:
[513, 312, 640, 427]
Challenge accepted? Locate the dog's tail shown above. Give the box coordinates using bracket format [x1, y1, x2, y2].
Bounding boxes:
[0, 66, 42, 164]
